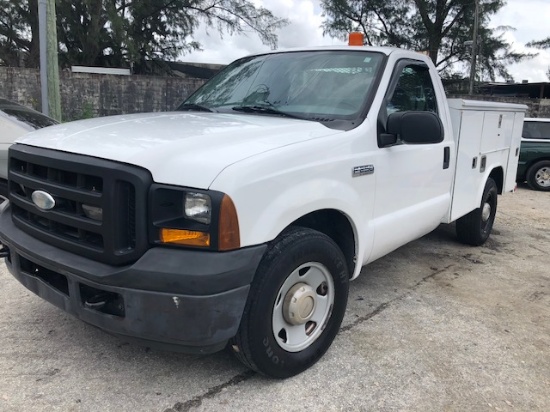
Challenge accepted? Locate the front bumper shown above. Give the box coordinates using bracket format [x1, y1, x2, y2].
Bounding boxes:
[0, 203, 267, 354]
[0, 178, 7, 198]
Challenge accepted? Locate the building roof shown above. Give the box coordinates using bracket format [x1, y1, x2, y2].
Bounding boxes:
[478, 82, 550, 99]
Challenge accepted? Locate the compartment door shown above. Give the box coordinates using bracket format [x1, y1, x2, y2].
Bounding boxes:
[450, 111, 484, 221]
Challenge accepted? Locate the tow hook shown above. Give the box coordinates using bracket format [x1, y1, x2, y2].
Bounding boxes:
[0, 243, 9, 258]
[84, 293, 109, 310]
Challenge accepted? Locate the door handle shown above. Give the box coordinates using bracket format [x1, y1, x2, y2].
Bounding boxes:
[443, 146, 450, 169]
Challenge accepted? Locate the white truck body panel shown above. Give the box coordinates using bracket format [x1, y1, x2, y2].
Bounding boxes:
[210, 123, 375, 278]
[447, 99, 526, 222]
[507, 112, 526, 190]
[17, 112, 340, 190]
[362, 50, 456, 264]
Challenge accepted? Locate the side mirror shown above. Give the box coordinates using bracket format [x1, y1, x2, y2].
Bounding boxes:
[380, 111, 444, 147]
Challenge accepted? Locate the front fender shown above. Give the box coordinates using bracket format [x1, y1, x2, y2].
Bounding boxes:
[250, 178, 365, 258]
[209, 126, 378, 279]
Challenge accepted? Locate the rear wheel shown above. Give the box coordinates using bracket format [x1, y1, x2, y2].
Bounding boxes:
[230, 227, 349, 378]
[456, 177, 498, 246]
[526, 160, 550, 191]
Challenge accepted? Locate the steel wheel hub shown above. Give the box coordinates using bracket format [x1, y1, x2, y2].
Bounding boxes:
[536, 167, 550, 187]
[283, 283, 316, 325]
[272, 262, 335, 352]
[482, 202, 491, 222]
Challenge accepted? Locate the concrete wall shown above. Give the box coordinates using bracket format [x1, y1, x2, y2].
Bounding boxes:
[1, 67, 549, 120]
[0, 67, 207, 121]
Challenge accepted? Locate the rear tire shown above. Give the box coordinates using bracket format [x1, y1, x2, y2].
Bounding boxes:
[456, 177, 498, 246]
[526, 160, 550, 191]
[230, 227, 349, 378]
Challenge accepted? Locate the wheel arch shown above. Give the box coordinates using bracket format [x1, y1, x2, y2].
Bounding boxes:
[526, 158, 550, 191]
[489, 166, 504, 194]
[470, 166, 503, 213]
[518, 156, 550, 183]
[526, 156, 550, 173]
[283, 209, 358, 279]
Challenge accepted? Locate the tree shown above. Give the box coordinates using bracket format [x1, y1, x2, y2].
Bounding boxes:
[526, 37, 550, 49]
[0, 0, 288, 73]
[320, 0, 532, 81]
[0, 0, 40, 67]
[527, 37, 550, 80]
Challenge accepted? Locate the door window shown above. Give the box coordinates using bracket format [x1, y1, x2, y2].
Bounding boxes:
[387, 65, 438, 114]
[522, 121, 550, 139]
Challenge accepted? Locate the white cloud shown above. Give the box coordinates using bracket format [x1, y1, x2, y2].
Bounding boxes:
[181, 0, 345, 64]
[495, 30, 550, 82]
[489, 0, 550, 82]
[182, 0, 550, 82]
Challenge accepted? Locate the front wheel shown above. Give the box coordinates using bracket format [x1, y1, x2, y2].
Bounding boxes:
[230, 227, 349, 378]
[456, 177, 498, 246]
[526, 160, 550, 191]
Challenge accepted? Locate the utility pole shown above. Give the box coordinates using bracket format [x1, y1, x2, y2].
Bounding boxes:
[38, 0, 48, 116]
[38, 0, 62, 121]
[468, 0, 479, 95]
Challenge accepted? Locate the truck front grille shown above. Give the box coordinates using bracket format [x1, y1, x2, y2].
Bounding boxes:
[8, 145, 152, 266]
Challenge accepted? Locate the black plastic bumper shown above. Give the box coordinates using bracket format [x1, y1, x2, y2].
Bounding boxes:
[0, 204, 267, 354]
[0, 178, 7, 198]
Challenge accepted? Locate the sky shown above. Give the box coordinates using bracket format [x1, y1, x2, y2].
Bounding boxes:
[182, 0, 550, 83]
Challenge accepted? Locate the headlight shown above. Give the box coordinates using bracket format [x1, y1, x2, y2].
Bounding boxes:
[184, 192, 211, 224]
[150, 185, 239, 251]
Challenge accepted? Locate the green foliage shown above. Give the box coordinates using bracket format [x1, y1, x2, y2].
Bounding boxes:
[526, 37, 550, 49]
[78, 101, 95, 120]
[320, 0, 534, 81]
[63, 100, 95, 121]
[0, 0, 40, 67]
[1, 0, 288, 73]
[526, 37, 550, 81]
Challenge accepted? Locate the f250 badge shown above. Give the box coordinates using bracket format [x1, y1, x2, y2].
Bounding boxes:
[352, 165, 374, 177]
[31, 190, 56, 210]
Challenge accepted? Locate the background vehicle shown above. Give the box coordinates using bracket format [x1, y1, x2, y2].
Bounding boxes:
[0, 98, 58, 197]
[0, 42, 526, 378]
[516, 118, 550, 191]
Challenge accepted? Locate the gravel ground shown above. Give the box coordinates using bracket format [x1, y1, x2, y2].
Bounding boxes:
[0, 185, 548, 411]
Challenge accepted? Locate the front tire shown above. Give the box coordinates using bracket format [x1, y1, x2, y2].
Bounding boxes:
[456, 177, 498, 246]
[231, 227, 349, 378]
[526, 160, 550, 191]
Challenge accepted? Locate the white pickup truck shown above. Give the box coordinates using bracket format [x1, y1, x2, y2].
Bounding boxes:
[0, 42, 526, 378]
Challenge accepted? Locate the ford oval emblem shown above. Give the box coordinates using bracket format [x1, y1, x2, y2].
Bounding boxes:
[31, 190, 56, 210]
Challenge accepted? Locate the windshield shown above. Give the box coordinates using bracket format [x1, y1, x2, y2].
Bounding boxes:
[178, 50, 385, 129]
[1, 108, 58, 129]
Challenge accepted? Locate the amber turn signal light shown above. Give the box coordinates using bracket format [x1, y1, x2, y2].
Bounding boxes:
[160, 228, 210, 247]
[218, 194, 240, 251]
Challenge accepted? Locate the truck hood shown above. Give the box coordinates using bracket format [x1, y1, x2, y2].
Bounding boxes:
[16, 112, 339, 189]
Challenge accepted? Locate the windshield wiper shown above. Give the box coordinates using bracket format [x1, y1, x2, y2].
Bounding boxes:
[231, 105, 305, 120]
[178, 103, 214, 112]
